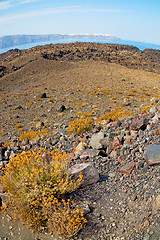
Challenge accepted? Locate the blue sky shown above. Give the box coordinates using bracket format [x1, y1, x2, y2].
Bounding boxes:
[0, 0, 160, 44]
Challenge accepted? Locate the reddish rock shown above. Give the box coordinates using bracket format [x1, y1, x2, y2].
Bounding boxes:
[68, 163, 99, 187]
[120, 161, 135, 175]
[110, 136, 122, 150]
[130, 118, 148, 131]
[117, 156, 123, 164]
[107, 120, 121, 128]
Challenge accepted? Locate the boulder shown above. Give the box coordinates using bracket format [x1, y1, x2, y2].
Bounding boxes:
[78, 202, 91, 215]
[57, 105, 66, 112]
[74, 142, 87, 157]
[40, 92, 47, 98]
[145, 145, 160, 166]
[129, 118, 148, 131]
[68, 163, 99, 187]
[89, 132, 105, 149]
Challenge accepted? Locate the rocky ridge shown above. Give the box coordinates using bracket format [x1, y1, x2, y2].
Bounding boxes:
[0, 42, 160, 78]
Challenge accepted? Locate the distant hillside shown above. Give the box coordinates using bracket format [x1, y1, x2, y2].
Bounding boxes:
[0, 34, 120, 49]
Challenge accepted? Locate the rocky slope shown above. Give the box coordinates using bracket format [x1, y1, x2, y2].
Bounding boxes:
[0, 42, 160, 240]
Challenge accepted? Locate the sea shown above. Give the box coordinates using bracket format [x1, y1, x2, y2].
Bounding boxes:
[0, 38, 160, 54]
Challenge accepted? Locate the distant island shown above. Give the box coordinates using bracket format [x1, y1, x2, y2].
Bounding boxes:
[0, 34, 120, 49]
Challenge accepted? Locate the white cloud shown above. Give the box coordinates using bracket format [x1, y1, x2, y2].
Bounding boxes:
[0, 6, 121, 24]
[0, 0, 40, 10]
[0, 1, 11, 10]
[16, 0, 40, 4]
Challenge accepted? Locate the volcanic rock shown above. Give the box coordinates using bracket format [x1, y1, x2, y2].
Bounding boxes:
[145, 144, 160, 166]
[68, 163, 99, 187]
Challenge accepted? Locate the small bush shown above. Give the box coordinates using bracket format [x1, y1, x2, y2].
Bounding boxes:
[76, 103, 84, 108]
[36, 98, 42, 102]
[101, 89, 110, 94]
[19, 129, 51, 141]
[97, 110, 132, 122]
[1, 148, 86, 237]
[67, 117, 94, 135]
[47, 98, 54, 103]
[28, 101, 33, 105]
[15, 123, 22, 129]
[3, 142, 12, 147]
[68, 99, 74, 103]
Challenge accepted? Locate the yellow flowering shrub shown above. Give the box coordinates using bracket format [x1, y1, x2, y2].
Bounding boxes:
[36, 98, 42, 101]
[47, 98, 54, 102]
[76, 103, 84, 108]
[19, 129, 51, 141]
[28, 100, 33, 105]
[97, 110, 132, 122]
[67, 117, 94, 135]
[1, 148, 86, 237]
[15, 123, 22, 129]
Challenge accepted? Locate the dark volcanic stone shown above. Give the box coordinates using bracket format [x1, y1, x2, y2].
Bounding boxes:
[145, 144, 160, 165]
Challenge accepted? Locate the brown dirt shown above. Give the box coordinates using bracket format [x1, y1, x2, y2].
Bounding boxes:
[0, 42, 160, 142]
